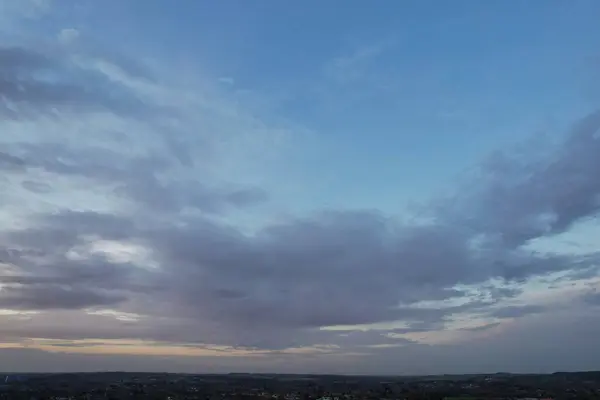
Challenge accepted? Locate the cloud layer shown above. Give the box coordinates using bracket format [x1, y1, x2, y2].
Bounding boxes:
[1, 1, 600, 374]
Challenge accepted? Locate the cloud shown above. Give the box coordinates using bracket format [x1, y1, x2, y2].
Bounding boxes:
[460, 322, 501, 332]
[442, 110, 600, 248]
[57, 28, 79, 45]
[487, 305, 547, 319]
[218, 77, 235, 86]
[0, 0, 52, 26]
[0, 151, 26, 169]
[583, 290, 600, 305]
[323, 43, 389, 85]
[0, 285, 125, 310]
[0, 46, 161, 123]
[3, 306, 600, 374]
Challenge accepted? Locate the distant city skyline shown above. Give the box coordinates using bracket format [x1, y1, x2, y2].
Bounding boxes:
[1, 0, 600, 374]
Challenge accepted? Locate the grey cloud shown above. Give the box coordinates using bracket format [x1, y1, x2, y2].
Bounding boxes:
[0, 45, 155, 118]
[0, 315, 155, 343]
[444, 110, 600, 249]
[0, 263, 142, 311]
[0, 347, 322, 374]
[144, 207, 551, 337]
[116, 175, 269, 214]
[45, 342, 120, 348]
[461, 322, 501, 332]
[0, 208, 477, 348]
[147, 211, 477, 331]
[310, 329, 415, 350]
[487, 305, 547, 319]
[2, 35, 600, 358]
[0, 151, 26, 169]
[133, 182, 269, 214]
[223, 187, 269, 207]
[390, 324, 438, 335]
[351, 309, 600, 375]
[0, 177, 595, 351]
[0, 309, 411, 353]
[3, 308, 600, 374]
[0, 196, 586, 351]
[4, 142, 166, 185]
[0, 41, 269, 221]
[583, 290, 600, 305]
[0, 285, 125, 310]
[0, 212, 154, 311]
[561, 264, 600, 282]
[3, 211, 136, 255]
[0, 46, 53, 70]
[5, 208, 502, 342]
[481, 285, 522, 301]
[1, 141, 267, 214]
[21, 179, 52, 193]
[493, 252, 593, 283]
[0, 311, 293, 351]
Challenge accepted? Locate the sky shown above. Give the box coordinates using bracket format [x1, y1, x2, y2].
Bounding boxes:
[1, 0, 600, 375]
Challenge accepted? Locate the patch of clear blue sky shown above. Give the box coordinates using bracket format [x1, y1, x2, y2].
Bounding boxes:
[32, 0, 600, 216]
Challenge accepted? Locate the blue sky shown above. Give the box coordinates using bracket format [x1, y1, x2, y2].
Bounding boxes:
[1, 0, 600, 374]
[23, 0, 600, 215]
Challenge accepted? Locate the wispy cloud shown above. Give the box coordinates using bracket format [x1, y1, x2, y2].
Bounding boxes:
[323, 41, 391, 86]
